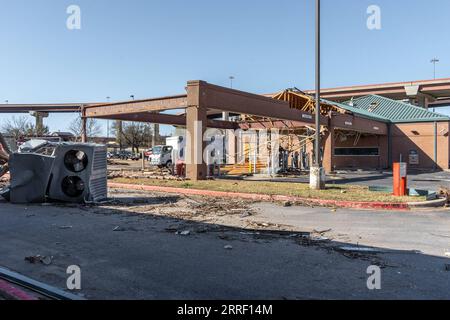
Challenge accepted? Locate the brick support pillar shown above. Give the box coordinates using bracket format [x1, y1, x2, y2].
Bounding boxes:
[186, 81, 207, 181]
[226, 130, 237, 165]
[81, 106, 88, 143]
[323, 126, 335, 173]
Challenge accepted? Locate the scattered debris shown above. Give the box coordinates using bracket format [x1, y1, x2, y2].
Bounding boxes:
[313, 228, 332, 234]
[309, 236, 330, 242]
[113, 226, 126, 232]
[224, 245, 233, 250]
[176, 230, 191, 236]
[25, 255, 53, 265]
[283, 201, 292, 207]
[240, 211, 252, 218]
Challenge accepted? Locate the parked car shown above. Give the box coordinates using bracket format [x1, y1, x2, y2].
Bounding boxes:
[116, 150, 140, 161]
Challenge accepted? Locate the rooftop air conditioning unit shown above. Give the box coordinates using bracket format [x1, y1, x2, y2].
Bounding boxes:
[8, 153, 55, 204]
[4, 142, 107, 204]
[47, 144, 108, 203]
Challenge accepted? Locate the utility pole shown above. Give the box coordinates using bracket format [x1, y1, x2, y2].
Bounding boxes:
[431, 58, 439, 79]
[310, 0, 325, 190]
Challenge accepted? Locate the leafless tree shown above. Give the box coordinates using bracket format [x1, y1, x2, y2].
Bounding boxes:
[69, 116, 102, 141]
[1, 116, 49, 140]
[120, 122, 153, 153]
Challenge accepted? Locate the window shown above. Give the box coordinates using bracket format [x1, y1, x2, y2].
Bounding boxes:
[334, 147, 379, 156]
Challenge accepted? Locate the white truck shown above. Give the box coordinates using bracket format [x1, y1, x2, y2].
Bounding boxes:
[148, 145, 174, 168]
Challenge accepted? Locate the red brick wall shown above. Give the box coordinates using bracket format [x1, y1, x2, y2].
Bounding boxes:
[329, 122, 450, 171]
[392, 122, 450, 170]
[332, 134, 388, 170]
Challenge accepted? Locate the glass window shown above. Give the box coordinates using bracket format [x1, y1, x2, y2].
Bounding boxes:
[334, 148, 379, 156]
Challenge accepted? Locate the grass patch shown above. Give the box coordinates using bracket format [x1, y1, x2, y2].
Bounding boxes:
[111, 178, 426, 203]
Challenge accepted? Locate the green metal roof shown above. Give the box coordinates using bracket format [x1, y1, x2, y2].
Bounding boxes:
[342, 95, 450, 123]
[321, 98, 390, 123]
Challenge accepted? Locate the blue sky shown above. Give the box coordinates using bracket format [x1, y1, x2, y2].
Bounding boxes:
[0, 0, 449, 135]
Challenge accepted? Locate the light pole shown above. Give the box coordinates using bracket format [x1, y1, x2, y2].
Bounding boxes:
[431, 58, 439, 79]
[310, 0, 325, 190]
[229, 76, 235, 89]
[106, 97, 111, 139]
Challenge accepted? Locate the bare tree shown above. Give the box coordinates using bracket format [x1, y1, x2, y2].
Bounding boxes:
[1, 116, 49, 140]
[69, 116, 102, 141]
[120, 122, 153, 153]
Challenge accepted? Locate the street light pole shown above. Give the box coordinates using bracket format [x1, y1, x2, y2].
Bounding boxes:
[315, 0, 321, 167]
[229, 76, 235, 89]
[310, 0, 325, 190]
[431, 58, 439, 79]
[106, 96, 110, 139]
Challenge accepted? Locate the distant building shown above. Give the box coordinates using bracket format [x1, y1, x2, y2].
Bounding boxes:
[51, 132, 75, 142]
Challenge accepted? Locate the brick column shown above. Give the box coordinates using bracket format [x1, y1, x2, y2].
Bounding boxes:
[322, 126, 335, 173]
[81, 106, 88, 143]
[186, 81, 207, 180]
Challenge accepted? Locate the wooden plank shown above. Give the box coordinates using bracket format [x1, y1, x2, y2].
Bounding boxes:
[84, 95, 188, 117]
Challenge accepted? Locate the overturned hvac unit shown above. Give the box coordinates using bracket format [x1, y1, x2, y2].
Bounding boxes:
[1, 140, 107, 204]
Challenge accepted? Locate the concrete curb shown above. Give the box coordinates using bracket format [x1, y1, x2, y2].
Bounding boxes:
[407, 197, 448, 209]
[0, 279, 38, 301]
[108, 182, 421, 211]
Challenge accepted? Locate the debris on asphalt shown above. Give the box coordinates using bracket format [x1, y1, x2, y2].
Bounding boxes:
[309, 236, 330, 242]
[240, 211, 252, 218]
[224, 245, 233, 250]
[283, 201, 292, 207]
[25, 255, 53, 265]
[313, 228, 332, 234]
[113, 226, 126, 232]
[176, 230, 191, 236]
[59, 225, 73, 230]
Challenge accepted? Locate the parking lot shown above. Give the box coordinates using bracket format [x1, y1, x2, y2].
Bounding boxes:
[1, 188, 449, 300]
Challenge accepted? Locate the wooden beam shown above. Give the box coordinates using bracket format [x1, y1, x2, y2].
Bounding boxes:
[239, 120, 316, 130]
[94, 112, 239, 130]
[84, 95, 188, 117]
[187, 81, 328, 124]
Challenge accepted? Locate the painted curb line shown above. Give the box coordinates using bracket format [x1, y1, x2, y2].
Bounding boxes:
[108, 182, 418, 211]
